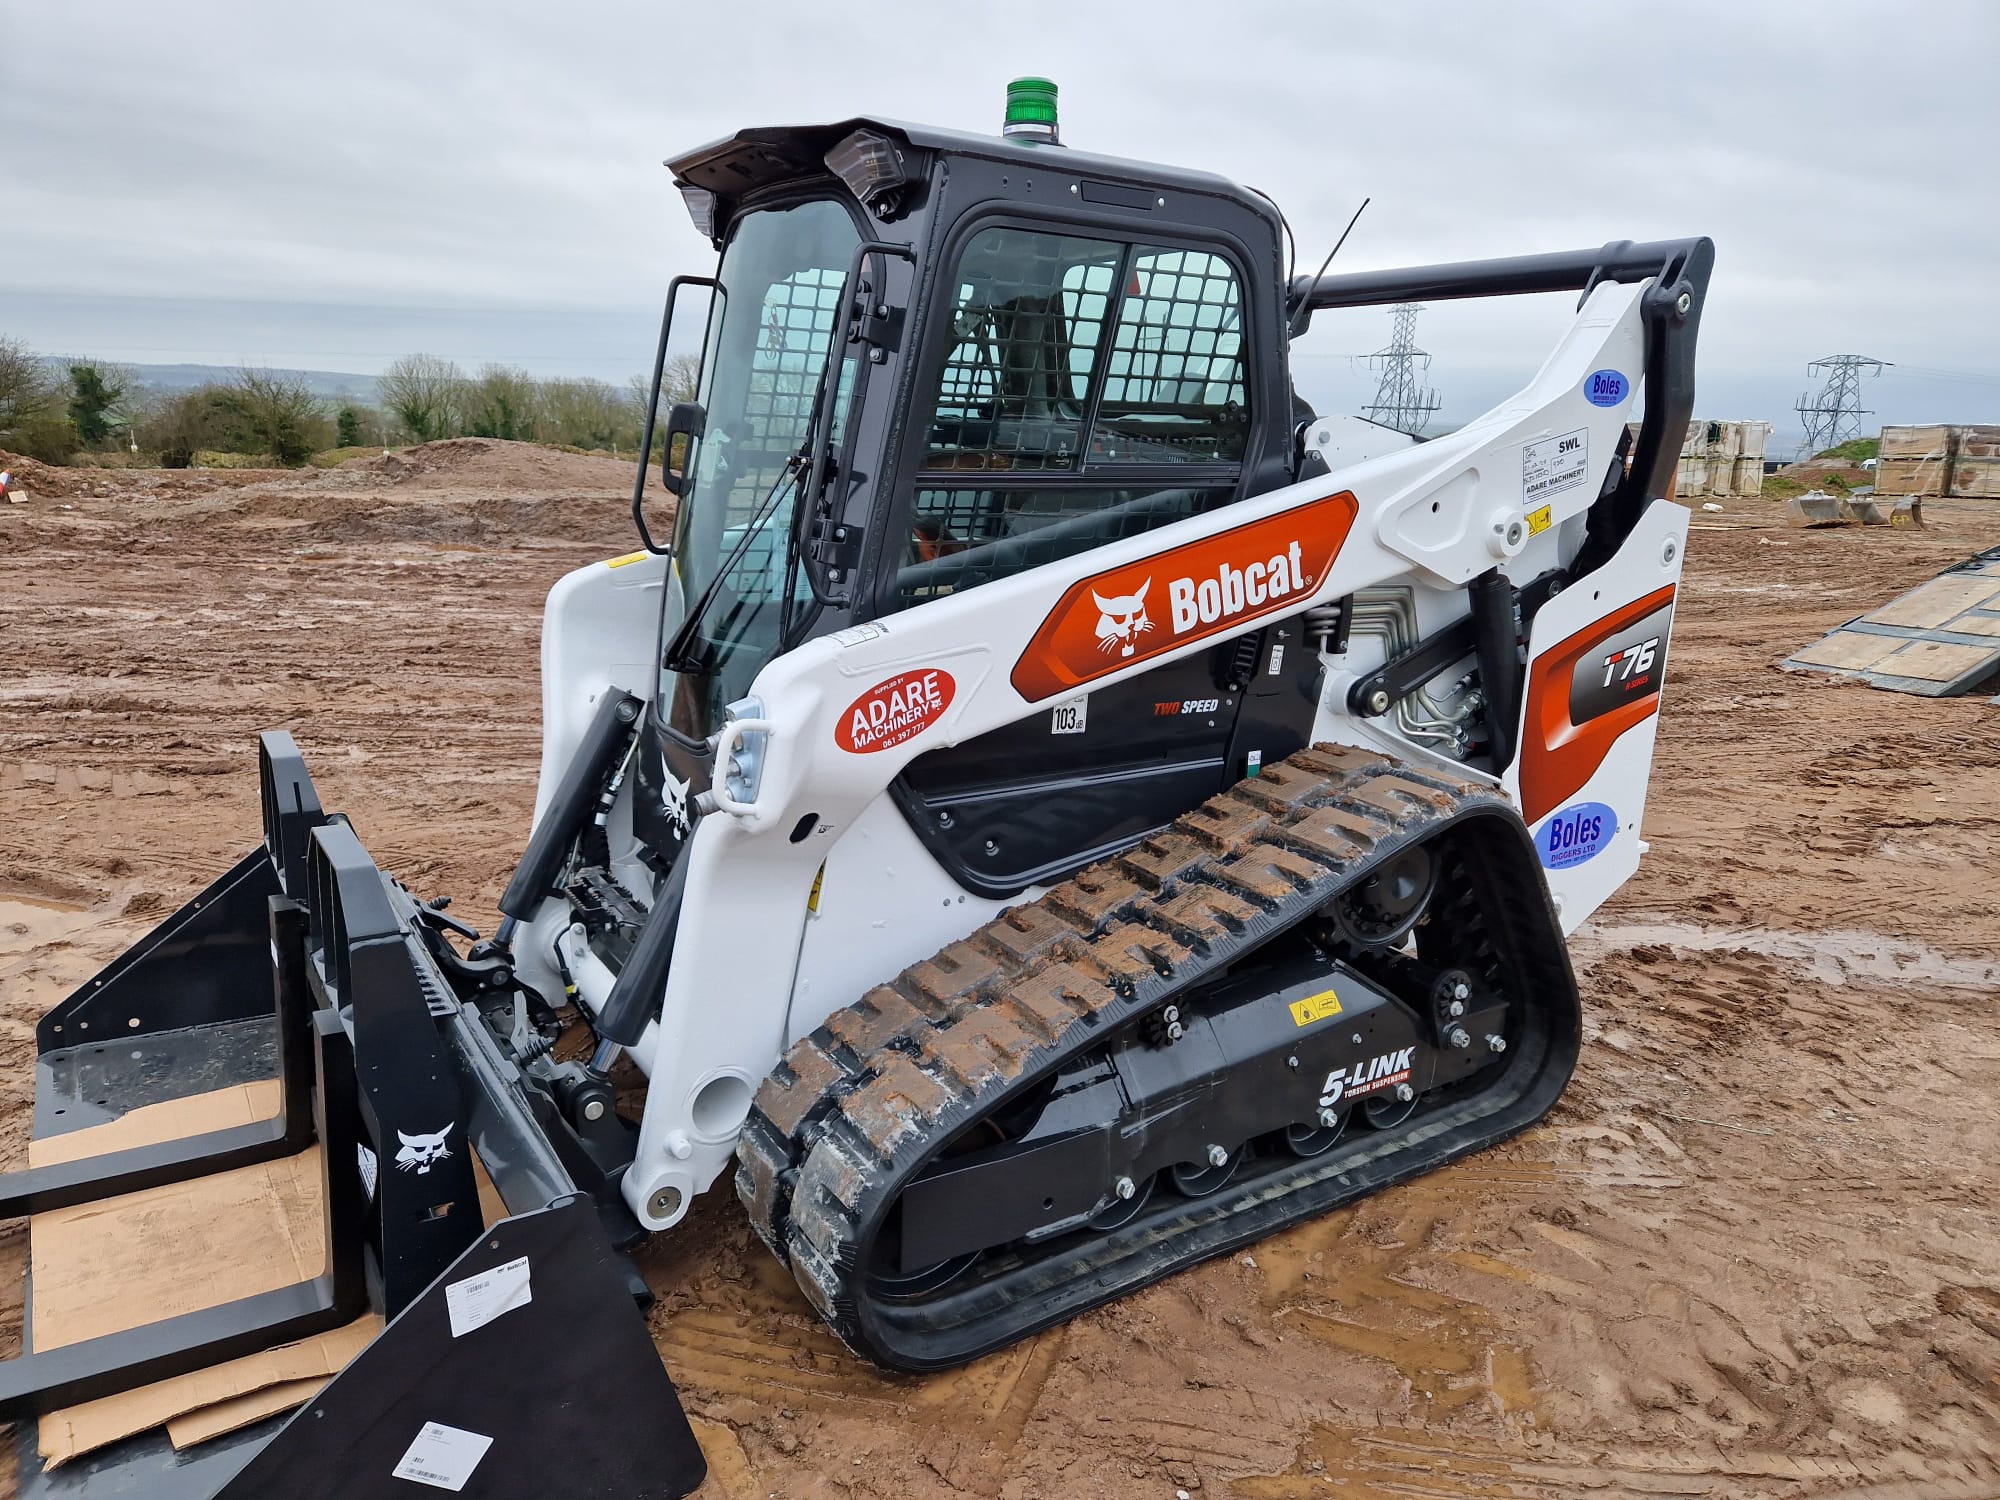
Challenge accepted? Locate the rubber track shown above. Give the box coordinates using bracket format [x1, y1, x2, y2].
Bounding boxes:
[735, 743, 1495, 1360]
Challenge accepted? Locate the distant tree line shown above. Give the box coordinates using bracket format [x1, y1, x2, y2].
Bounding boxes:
[0, 334, 700, 470]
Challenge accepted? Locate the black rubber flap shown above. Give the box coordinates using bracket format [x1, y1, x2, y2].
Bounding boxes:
[219, 1196, 705, 1499]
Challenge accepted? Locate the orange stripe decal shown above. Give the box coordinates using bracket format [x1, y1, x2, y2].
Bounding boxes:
[1517, 583, 1677, 826]
[1011, 492, 1359, 703]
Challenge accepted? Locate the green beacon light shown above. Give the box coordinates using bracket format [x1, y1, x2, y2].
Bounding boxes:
[1003, 77, 1060, 145]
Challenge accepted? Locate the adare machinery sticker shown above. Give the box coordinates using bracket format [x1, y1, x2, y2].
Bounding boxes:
[1538, 800, 1615, 869]
[837, 668, 955, 753]
[1010, 492, 1359, 702]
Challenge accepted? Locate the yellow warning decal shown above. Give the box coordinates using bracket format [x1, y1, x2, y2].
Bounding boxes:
[1526, 504, 1553, 537]
[606, 550, 650, 568]
[1288, 989, 1344, 1027]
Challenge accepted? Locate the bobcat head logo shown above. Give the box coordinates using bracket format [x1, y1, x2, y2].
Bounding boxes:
[1092, 579, 1153, 657]
[662, 768, 691, 838]
[394, 1123, 454, 1175]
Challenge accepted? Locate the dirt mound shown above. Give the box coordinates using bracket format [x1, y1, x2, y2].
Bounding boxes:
[0, 454, 303, 505]
[291, 493, 627, 545]
[333, 438, 637, 493]
[0, 450, 87, 499]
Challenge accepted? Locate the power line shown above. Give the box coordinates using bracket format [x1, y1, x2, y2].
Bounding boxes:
[1361, 303, 1441, 436]
[1794, 354, 1887, 456]
[1878, 363, 2000, 387]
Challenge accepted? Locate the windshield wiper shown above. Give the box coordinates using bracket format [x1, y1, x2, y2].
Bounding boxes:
[660, 457, 804, 676]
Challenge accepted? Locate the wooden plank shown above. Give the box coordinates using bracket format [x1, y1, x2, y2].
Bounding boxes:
[1876, 638, 2000, 683]
[1864, 574, 2000, 629]
[1789, 630, 1906, 670]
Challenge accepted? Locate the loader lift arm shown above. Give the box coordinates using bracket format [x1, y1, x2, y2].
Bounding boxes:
[1291, 234, 1713, 570]
[1286, 235, 1711, 769]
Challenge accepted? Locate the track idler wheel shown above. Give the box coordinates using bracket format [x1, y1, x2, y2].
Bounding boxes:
[1283, 1107, 1351, 1158]
[1331, 844, 1436, 947]
[1361, 1087, 1418, 1130]
[1169, 1144, 1244, 1197]
[1089, 1170, 1156, 1230]
[866, 1249, 980, 1302]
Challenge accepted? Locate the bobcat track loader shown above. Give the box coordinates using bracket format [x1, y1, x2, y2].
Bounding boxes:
[1, 80, 1711, 1499]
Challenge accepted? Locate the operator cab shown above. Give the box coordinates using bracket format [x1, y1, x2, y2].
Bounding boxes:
[633, 86, 1314, 890]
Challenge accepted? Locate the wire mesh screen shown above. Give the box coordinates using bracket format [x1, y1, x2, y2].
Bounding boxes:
[899, 232, 1252, 611]
[925, 229, 1121, 472]
[1092, 249, 1247, 463]
[898, 485, 1232, 604]
[723, 267, 845, 510]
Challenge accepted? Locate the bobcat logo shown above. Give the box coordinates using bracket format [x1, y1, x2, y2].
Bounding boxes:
[394, 1123, 454, 1175]
[1092, 579, 1153, 657]
[662, 768, 691, 838]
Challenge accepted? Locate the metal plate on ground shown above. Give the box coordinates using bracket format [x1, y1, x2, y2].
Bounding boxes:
[1784, 546, 2000, 696]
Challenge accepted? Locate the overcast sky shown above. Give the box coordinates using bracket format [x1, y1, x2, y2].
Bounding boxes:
[5, 0, 1996, 449]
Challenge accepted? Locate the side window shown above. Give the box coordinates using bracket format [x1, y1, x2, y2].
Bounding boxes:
[926, 229, 1119, 471]
[1094, 249, 1247, 463]
[900, 231, 1252, 609]
[735, 267, 847, 501]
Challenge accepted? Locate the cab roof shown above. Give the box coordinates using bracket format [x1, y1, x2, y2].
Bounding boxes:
[666, 116, 1279, 227]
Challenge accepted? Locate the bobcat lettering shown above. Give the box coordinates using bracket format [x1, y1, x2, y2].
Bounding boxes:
[1167, 542, 1306, 632]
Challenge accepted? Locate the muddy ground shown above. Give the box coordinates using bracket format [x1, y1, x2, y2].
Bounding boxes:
[0, 441, 1996, 1498]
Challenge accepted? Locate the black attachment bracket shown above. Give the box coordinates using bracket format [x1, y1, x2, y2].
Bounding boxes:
[306, 822, 483, 1313]
[0, 898, 317, 1219]
[259, 730, 327, 898]
[0, 1006, 368, 1422]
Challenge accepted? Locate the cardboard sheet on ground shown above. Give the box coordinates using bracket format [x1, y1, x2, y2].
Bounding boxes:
[40, 1322, 378, 1466]
[25, 1082, 373, 1468]
[28, 1075, 509, 1467]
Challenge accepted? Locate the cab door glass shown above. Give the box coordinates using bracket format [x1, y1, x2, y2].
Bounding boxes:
[1093, 248, 1248, 463]
[926, 229, 1119, 472]
[900, 231, 1251, 610]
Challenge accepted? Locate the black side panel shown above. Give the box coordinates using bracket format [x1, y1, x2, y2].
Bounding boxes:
[35, 849, 279, 1050]
[892, 623, 1322, 898]
[631, 706, 709, 873]
[1222, 617, 1323, 782]
[220, 1199, 706, 1500]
